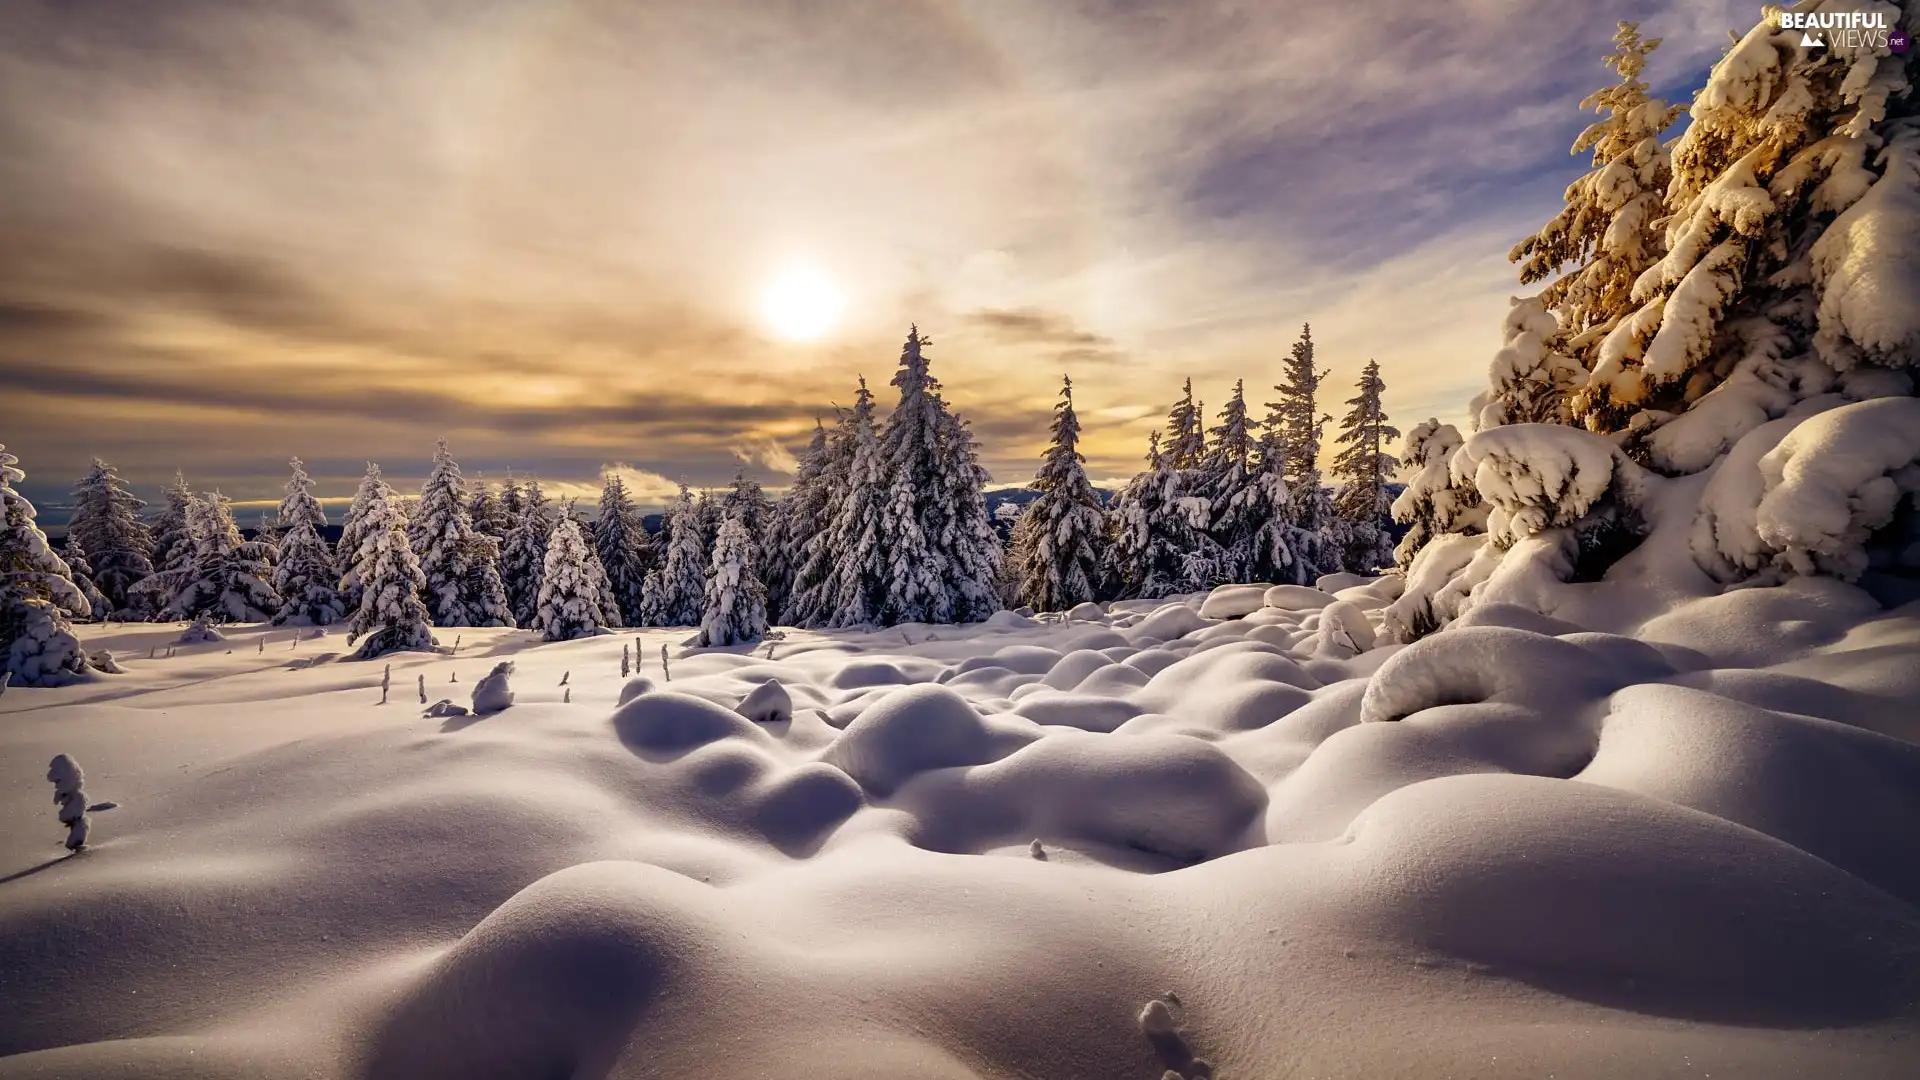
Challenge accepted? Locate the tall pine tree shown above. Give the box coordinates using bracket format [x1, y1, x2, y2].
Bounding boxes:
[641, 484, 708, 626]
[695, 510, 769, 646]
[337, 463, 388, 617]
[162, 492, 281, 623]
[764, 420, 829, 622]
[1331, 360, 1402, 572]
[822, 378, 891, 628]
[534, 517, 608, 641]
[1015, 376, 1105, 612]
[1268, 324, 1342, 577]
[345, 475, 436, 659]
[592, 472, 653, 626]
[271, 457, 345, 625]
[499, 480, 557, 628]
[67, 458, 153, 615]
[415, 438, 508, 627]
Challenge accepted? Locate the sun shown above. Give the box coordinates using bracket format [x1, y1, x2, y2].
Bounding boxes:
[758, 262, 844, 343]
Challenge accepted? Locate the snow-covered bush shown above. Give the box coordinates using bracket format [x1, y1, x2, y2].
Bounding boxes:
[178, 618, 225, 644]
[695, 513, 768, 646]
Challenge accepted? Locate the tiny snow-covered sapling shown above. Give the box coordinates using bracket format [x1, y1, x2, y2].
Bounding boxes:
[452, 634, 462, 654]
[258, 637, 265, 654]
[380, 663, 391, 705]
[148, 646, 156, 659]
[563, 687, 571, 703]
[417, 673, 427, 704]
[0, 672, 9, 697]
[450, 669, 457, 683]
[622, 643, 631, 678]
[47, 754, 89, 852]
[661, 643, 670, 681]
[472, 660, 515, 714]
[559, 670, 569, 686]
[1029, 839, 1046, 860]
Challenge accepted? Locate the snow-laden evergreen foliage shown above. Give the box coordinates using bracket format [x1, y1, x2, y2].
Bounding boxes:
[929, 405, 1004, 622]
[270, 458, 345, 626]
[467, 482, 512, 542]
[1014, 376, 1105, 612]
[1267, 325, 1344, 578]
[161, 492, 282, 623]
[59, 534, 110, 621]
[722, 471, 774, 555]
[1578, 4, 1919, 465]
[1102, 430, 1205, 600]
[1390, 419, 1486, 570]
[1332, 360, 1402, 572]
[763, 420, 830, 622]
[48, 753, 89, 851]
[640, 485, 708, 627]
[344, 474, 436, 659]
[414, 439, 510, 627]
[135, 471, 197, 618]
[695, 511, 769, 646]
[67, 458, 153, 614]
[1163, 378, 1207, 470]
[787, 413, 856, 627]
[500, 480, 557, 628]
[336, 464, 387, 616]
[592, 472, 653, 626]
[877, 328, 953, 623]
[534, 517, 608, 641]
[1, 443, 93, 686]
[820, 379, 892, 627]
[1496, 20, 1682, 427]
[1201, 380, 1286, 584]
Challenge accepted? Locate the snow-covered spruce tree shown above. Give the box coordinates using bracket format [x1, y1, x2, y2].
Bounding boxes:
[821, 378, 892, 627]
[500, 480, 557, 627]
[500, 477, 526, 522]
[930, 405, 1004, 622]
[1201, 379, 1279, 583]
[67, 459, 153, 615]
[414, 438, 504, 628]
[693, 489, 721, 570]
[533, 517, 608, 641]
[763, 420, 829, 622]
[336, 463, 387, 616]
[876, 327, 953, 623]
[695, 511, 769, 646]
[270, 457, 344, 626]
[133, 471, 196, 618]
[1389, 418, 1486, 571]
[1015, 376, 1106, 612]
[1100, 431, 1189, 599]
[1490, 21, 1683, 429]
[1163, 378, 1207, 470]
[592, 471, 653, 626]
[467, 481, 512, 543]
[59, 534, 110, 621]
[162, 492, 281, 623]
[640, 484, 708, 626]
[1, 443, 94, 686]
[787, 411, 856, 627]
[722, 470, 774, 554]
[1578, 3, 1919, 471]
[1266, 324, 1344, 577]
[344, 475, 437, 659]
[1332, 360, 1402, 572]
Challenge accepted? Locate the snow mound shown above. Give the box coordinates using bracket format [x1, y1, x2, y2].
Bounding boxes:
[1198, 584, 1268, 619]
[821, 684, 1034, 796]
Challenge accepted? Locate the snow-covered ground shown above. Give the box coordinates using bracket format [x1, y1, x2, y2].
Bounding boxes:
[3, 573, 1919, 1079]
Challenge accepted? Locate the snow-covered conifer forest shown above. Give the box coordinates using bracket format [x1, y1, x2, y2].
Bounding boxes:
[3, 6, 1919, 1078]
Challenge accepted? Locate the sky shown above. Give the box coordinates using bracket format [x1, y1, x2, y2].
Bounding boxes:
[0, 0, 1759, 517]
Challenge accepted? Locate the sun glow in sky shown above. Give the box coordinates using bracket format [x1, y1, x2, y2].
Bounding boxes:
[758, 262, 845, 343]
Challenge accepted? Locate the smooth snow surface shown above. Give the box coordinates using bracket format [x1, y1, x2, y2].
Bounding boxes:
[2, 586, 1919, 1079]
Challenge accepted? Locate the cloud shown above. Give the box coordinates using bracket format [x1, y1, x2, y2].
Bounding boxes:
[730, 437, 799, 476]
